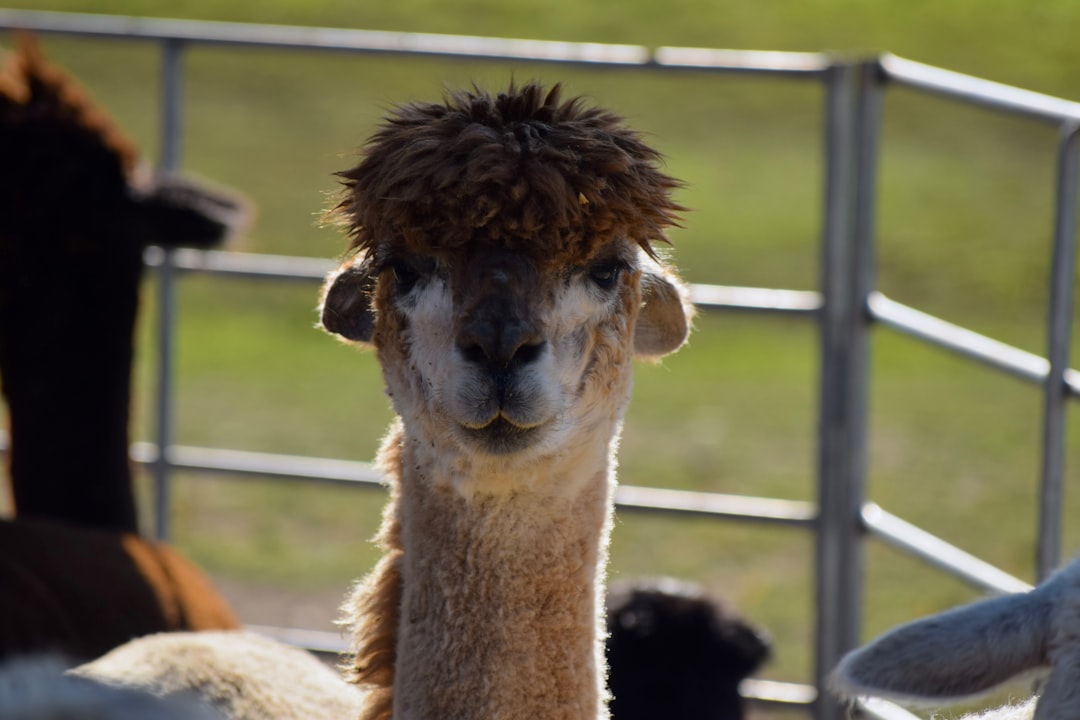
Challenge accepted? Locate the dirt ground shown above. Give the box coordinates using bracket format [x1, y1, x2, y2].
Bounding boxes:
[211, 575, 349, 635]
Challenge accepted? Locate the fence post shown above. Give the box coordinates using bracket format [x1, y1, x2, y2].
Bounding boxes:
[814, 60, 875, 720]
[1036, 122, 1080, 581]
[152, 38, 186, 541]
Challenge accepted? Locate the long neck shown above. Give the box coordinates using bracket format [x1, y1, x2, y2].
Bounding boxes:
[388, 427, 615, 720]
[0, 246, 141, 533]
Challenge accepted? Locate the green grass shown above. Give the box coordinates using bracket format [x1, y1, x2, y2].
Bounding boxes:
[6, 0, 1080, 697]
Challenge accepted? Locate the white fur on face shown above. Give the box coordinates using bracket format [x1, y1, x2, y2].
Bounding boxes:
[379, 248, 642, 495]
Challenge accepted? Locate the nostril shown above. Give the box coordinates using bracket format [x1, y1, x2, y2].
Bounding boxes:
[457, 339, 545, 368]
[459, 342, 489, 366]
[511, 340, 545, 367]
[457, 313, 544, 368]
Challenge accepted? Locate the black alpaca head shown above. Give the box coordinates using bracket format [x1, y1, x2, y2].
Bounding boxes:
[606, 579, 772, 720]
[0, 35, 247, 532]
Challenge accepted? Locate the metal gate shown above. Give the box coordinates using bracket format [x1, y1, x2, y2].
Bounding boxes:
[1, 10, 1078, 720]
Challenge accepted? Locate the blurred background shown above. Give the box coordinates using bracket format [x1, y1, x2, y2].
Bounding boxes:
[3, 0, 1080, 700]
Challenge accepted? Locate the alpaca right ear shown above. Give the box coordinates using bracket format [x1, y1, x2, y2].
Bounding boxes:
[830, 590, 1051, 706]
[320, 253, 377, 344]
[634, 264, 693, 359]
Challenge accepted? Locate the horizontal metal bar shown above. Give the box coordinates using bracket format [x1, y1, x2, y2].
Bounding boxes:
[128, 440, 816, 524]
[689, 283, 822, 315]
[741, 678, 817, 708]
[130, 442, 385, 488]
[0, 9, 826, 78]
[31, 436, 1047, 597]
[879, 54, 1080, 125]
[248, 623, 348, 655]
[143, 247, 334, 282]
[29, 434, 1037, 598]
[145, 247, 824, 316]
[0, 438, 1056, 597]
[11, 10, 1080, 122]
[250, 623, 817, 710]
[614, 484, 816, 526]
[868, 292, 1080, 397]
[0, 9, 649, 66]
[653, 46, 829, 77]
[861, 502, 1032, 595]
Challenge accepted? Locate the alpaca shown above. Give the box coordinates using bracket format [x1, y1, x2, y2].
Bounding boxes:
[76, 81, 693, 720]
[605, 579, 772, 720]
[0, 517, 239, 663]
[74, 631, 362, 719]
[0, 655, 221, 720]
[0, 34, 247, 533]
[0, 35, 241, 659]
[830, 555, 1080, 720]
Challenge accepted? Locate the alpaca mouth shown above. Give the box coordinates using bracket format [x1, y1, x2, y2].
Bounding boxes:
[461, 416, 544, 455]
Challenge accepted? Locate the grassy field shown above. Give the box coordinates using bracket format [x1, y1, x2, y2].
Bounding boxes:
[5, 0, 1080, 699]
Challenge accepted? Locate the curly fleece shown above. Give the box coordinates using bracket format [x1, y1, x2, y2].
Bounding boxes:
[332, 82, 683, 267]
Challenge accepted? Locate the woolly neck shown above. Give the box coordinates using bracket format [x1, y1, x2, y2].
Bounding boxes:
[0, 251, 141, 532]
[370, 421, 617, 720]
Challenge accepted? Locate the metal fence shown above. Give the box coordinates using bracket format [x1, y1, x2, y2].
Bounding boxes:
[1, 9, 1078, 720]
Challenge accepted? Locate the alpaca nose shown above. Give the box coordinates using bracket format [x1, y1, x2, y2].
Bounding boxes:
[457, 314, 546, 371]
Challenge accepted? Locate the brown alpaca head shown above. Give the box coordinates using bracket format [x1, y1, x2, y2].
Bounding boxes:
[0, 35, 246, 260]
[321, 82, 692, 490]
[0, 36, 247, 531]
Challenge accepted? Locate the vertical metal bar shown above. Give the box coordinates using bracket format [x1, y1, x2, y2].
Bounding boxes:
[1036, 122, 1080, 581]
[853, 62, 884, 301]
[814, 61, 871, 720]
[152, 38, 185, 541]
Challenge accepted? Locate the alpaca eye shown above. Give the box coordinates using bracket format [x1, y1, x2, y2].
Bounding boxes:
[390, 261, 422, 293]
[588, 262, 622, 290]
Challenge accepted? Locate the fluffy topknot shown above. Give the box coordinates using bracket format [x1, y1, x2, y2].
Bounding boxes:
[334, 82, 683, 265]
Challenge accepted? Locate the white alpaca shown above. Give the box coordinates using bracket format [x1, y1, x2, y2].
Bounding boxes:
[75, 631, 362, 719]
[75, 81, 693, 720]
[831, 556, 1080, 720]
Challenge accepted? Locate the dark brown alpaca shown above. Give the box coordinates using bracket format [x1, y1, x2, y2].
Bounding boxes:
[0, 517, 239, 663]
[0, 36, 243, 532]
[0, 36, 241, 661]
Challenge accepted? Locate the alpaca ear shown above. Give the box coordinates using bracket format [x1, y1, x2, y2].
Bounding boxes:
[634, 265, 693, 359]
[320, 253, 377, 344]
[830, 590, 1051, 706]
[131, 172, 251, 249]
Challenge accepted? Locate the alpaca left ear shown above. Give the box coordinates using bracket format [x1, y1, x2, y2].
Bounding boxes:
[320, 253, 377, 344]
[634, 266, 693, 359]
[131, 171, 251, 249]
[830, 590, 1050, 705]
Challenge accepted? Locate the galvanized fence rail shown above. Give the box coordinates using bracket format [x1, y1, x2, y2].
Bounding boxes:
[1, 10, 1078, 720]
